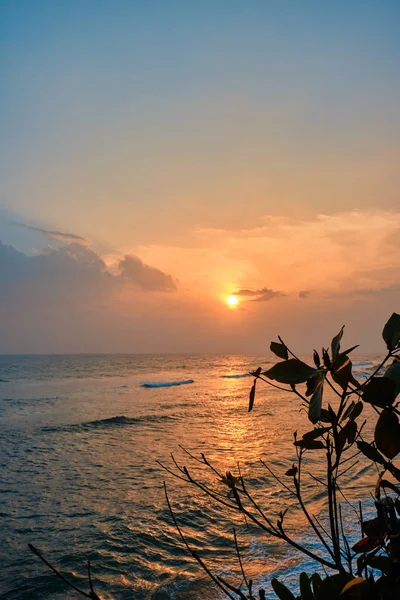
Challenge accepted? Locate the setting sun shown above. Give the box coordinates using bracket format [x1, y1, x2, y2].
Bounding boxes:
[226, 294, 239, 307]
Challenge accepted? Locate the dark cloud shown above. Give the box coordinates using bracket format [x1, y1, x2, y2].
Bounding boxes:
[11, 222, 89, 245]
[119, 254, 177, 291]
[235, 287, 286, 302]
[0, 241, 177, 293]
[299, 290, 310, 299]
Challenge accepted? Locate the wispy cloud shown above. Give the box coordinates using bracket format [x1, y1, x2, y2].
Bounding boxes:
[11, 222, 90, 246]
[235, 287, 286, 302]
[299, 290, 310, 299]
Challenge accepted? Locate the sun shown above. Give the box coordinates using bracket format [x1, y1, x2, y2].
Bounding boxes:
[226, 294, 239, 308]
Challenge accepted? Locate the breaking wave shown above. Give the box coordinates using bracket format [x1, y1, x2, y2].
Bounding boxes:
[140, 379, 194, 388]
[220, 373, 251, 379]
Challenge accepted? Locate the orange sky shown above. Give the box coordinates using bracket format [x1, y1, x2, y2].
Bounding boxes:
[1, 2, 399, 353]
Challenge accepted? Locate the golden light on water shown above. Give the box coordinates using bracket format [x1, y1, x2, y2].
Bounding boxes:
[226, 295, 239, 308]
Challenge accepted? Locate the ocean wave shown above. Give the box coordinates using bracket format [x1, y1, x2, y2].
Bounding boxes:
[353, 361, 374, 367]
[42, 414, 176, 432]
[141, 379, 194, 388]
[220, 373, 251, 379]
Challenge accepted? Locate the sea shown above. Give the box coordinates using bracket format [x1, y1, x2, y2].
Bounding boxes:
[0, 354, 380, 599]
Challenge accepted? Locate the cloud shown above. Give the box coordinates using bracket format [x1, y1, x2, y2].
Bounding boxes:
[299, 290, 310, 299]
[11, 222, 89, 245]
[0, 241, 177, 294]
[235, 287, 286, 302]
[118, 254, 177, 291]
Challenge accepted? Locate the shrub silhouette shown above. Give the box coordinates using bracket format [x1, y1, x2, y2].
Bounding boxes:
[29, 313, 400, 599]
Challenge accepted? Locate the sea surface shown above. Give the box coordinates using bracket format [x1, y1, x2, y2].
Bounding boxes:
[0, 354, 380, 599]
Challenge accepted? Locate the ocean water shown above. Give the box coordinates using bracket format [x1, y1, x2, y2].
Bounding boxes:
[0, 354, 380, 599]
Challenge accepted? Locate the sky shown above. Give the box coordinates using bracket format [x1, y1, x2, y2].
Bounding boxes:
[1, 1, 399, 353]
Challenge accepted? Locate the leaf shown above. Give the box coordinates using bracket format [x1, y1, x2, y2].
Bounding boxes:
[341, 577, 368, 596]
[362, 517, 386, 539]
[248, 380, 256, 412]
[374, 408, 400, 459]
[341, 400, 363, 422]
[341, 344, 359, 356]
[331, 354, 359, 391]
[319, 408, 333, 423]
[322, 349, 331, 368]
[262, 359, 316, 385]
[270, 341, 289, 360]
[311, 574, 322, 597]
[303, 426, 331, 440]
[385, 359, 400, 398]
[362, 376, 397, 408]
[331, 325, 344, 360]
[294, 438, 325, 450]
[306, 374, 323, 397]
[352, 536, 380, 554]
[357, 441, 386, 465]
[336, 422, 350, 455]
[299, 572, 314, 600]
[366, 555, 392, 574]
[349, 401, 363, 421]
[313, 350, 321, 368]
[346, 419, 357, 444]
[285, 465, 298, 477]
[382, 312, 400, 351]
[308, 380, 324, 424]
[270, 578, 296, 600]
[315, 573, 353, 600]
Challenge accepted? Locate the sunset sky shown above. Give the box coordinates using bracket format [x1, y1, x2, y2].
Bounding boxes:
[1, 1, 399, 353]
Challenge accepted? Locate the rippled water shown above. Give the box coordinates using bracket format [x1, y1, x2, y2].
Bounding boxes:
[0, 354, 379, 599]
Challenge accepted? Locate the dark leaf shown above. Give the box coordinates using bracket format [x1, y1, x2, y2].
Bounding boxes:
[306, 374, 323, 397]
[285, 465, 298, 477]
[313, 350, 321, 368]
[311, 574, 322, 597]
[319, 408, 333, 423]
[352, 536, 380, 554]
[341, 401, 355, 422]
[270, 578, 296, 600]
[294, 438, 325, 450]
[299, 573, 314, 600]
[303, 426, 331, 440]
[341, 578, 369, 596]
[374, 408, 400, 459]
[315, 573, 354, 600]
[262, 359, 316, 385]
[362, 517, 386, 539]
[331, 326, 344, 360]
[362, 377, 397, 408]
[341, 344, 359, 356]
[385, 359, 400, 398]
[348, 401, 363, 421]
[308, 380, 324, 424]
[366, 555, 392, 575]
[336, 422, 350, 455]
[382, 312, 400, 351]
[322, 349, 331, 368]
[331, 354, 359, 391]
[248, 381, 256, 412]
[328, 404, 336, 423]
[347, 419, 358, 444]
[357, 441, 386, 466]
[270, 341, 289, 360]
